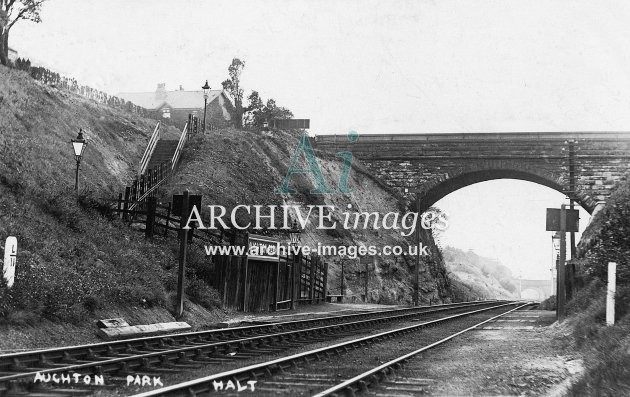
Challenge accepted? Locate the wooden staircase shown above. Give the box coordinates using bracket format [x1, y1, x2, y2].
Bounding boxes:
[146, 140, 179, 171]
[117, 115, 200, 212]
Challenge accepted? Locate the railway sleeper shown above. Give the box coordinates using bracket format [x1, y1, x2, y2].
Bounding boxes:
[9, 358, 28, 372]
[29, 384, 94, 395]
[176, 352, 195, 364]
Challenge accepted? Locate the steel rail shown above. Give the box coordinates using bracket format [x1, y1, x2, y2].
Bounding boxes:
[0, 301, 501, 389]
[0, 300, 492, 372]
[313, 302, 531, 397]
[129, 302, 521, 397]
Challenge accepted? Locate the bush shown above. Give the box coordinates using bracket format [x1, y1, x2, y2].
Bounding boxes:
[83, 295, 98, 313]
[539, 295, 556, 311]
[186, 277, 222, 309]
[0, 182, 174, 323]
[566, 279, 604, 315]
[568, 316, 630, 396]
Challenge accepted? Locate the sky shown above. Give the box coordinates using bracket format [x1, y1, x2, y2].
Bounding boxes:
[11, 0, 630, 279]
[434, 180, 589, 280]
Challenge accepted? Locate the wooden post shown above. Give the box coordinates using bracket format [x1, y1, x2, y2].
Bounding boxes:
[566, 140, 578, 299]
[322, 262, 328, 302]
[310, 257, 316, 304]
[295, 253, 302, 304]
[607, 262, 616, 326]
[340, 258, 345, 297]
[242, 232, 249, 311]
[164, 202, 172, 237]
[123, 187, 131, 222]
[415, 197, 421, 306]
[145, 196, 157, 239]
[290, 253, 296, 310]
[117, 193, 123, 219]
[139, 175, 145, 196]
[273, 260, 279, 311]
[131, 180, 138, 202]
[569, 241, 576, 296]
[365, 257, 372, 303]
[223, 257, 228, 304]
[557, 204, 567, 320]
[147, 169, 153, 192]
[176, 190, 190, 318]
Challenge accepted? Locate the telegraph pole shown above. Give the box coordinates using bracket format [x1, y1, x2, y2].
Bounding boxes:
[176, 190, 190, 318]
[340, 257, 345, 296]
[557, 204, 567, 320]
[364, 257, 370, 302]
[567, 140, 577, 301]
[568, 140, 576, 259]
[414, 197, 421, 306]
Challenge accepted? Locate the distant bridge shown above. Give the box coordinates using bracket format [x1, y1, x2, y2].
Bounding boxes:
[519, 279, 554, 301]
[315, 132, 630, 214]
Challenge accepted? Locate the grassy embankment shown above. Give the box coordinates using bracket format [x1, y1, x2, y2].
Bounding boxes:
[443, 246, 518, 300]
[0, 64, 221, 335]
[547, 174, 630, 395]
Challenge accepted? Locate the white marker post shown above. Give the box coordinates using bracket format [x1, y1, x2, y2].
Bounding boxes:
[3, 237, 17, 289]
[606, 262, 616, 326]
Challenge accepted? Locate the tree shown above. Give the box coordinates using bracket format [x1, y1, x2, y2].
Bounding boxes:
[244, 91, 294, 129]
[0, 1, 46, 66]
[221, 58, 245, 128]
[243, 90, 263, 127]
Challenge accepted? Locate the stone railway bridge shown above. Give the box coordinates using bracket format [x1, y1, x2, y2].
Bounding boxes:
[519, 279, 554, 301]
[314, 132, 630, 214]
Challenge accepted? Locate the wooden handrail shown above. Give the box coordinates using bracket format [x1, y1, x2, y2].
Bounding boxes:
[171, 122, 189, 169]
[138, 122, 161, 175]
[128, 160, 172, 211]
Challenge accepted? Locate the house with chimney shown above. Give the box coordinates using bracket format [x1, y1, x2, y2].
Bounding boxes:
[116, 83, 234, 127]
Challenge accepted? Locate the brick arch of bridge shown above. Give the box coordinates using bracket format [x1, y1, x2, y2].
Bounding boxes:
[415, 168, 595, 214]
[313, 132, 630, 216]
[520, 279, 554, 300]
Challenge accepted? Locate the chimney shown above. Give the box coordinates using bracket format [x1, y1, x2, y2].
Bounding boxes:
[155, 83, 167, 100]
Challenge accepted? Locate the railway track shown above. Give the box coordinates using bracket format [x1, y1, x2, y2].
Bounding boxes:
[128, 301, 528, 397]
[0, 301, 502, 396]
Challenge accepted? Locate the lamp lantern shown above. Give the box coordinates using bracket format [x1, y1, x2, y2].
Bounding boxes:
[71, 129, 87, 161]
[289, 219, 301, 247]
[201, 80, 210, 133]
[70, 129, 88, 191]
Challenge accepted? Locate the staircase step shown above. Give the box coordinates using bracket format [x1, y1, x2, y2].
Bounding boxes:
[144, 140, 180, 172]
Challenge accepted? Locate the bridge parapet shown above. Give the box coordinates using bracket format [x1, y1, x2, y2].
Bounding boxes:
[314, 132, 630, 212]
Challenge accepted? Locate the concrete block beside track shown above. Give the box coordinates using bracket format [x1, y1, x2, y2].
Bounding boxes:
[96, 321, 191, 340]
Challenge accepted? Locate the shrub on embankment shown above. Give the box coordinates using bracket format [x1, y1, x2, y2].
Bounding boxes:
[563, 174, 630, 395]
[0, 64, 219, 324]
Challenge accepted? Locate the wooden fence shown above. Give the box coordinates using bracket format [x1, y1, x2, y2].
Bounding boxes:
[120, 162, 173, 213]
[111, 196, 328, 312]
[211, 250, 327, 311]
[11, 60, 150, 116]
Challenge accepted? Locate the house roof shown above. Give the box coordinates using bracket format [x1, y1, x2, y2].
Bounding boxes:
[115, 89, 226, 110]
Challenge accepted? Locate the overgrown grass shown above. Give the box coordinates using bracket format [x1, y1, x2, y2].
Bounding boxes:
[0, 181, 176, 323]
[565, 172, 630, 395]
[565, 283, 630, 395]
[0, 65, 221, 324]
